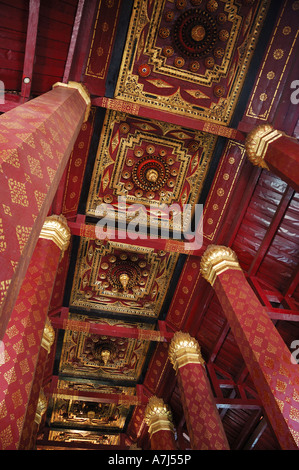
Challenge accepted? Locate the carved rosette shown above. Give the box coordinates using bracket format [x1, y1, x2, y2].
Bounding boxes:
[245, 124, 283, 169]
[39, 214, 71, 253]
[168, 331, 204, 372]
[200, 245, 241, 286]
[53, 81, 91, 122]
[144, 396, 174, 436]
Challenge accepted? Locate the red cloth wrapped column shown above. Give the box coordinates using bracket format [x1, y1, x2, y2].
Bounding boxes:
[245, 124, 299, 191]
[144, 396, 177, 450]
[200, 245, 299, 450]
[0, 215, 70, 450]
[0, 82, 90, 338]
[168, 332, 229, 450]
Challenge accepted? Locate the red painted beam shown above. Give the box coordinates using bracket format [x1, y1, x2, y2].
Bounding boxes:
[92, 96, 246, 142]
[49, 387, 148, 405]
[215, 398, 261, 410]
[21, 0, 40, 100]
[63, 0, 86, 83]
[266, 307, 299, 322]
[50, 312, 174, 342]
[67, 217, 205, 256]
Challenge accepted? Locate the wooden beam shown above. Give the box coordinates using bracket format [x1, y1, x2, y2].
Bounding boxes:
[48, 384, 148, 405]
[243, 417, 267, 450]
[215, 398, 261, 410]
[63, 0, 86, 83]
[68, 216, 205, 256]
[225, 166, 262, 247]
[266, 307, 299, 322]
[50, 311, 174, 342]
[21, 0, 40, 101]
[92, 96, 246, 142]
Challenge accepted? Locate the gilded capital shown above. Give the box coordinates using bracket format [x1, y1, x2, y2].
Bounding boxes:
[245, 124, 283, 169]
[144, 396, 174, 436]
[41, 317, 55, 353]
[39, 214, 71, 252]
[168, 331, 204, 372]
[53, 81, 91, 122]
[34, 389, 48, 425]
[200, 245, 241, 286]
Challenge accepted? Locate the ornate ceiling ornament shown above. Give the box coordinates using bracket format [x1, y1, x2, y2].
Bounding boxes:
[107, 259, 142, 292]
[168, 331, 204, 372]
[144, 396, 174, 436]
[172, 8, 218, 59]
[245, 124, 283, 169]
[200, 244, 241, 286]
[39, 214, 71, 252]
[132, 155, 170, 192]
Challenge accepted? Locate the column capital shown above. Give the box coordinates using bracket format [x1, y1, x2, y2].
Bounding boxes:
[34, 389, 47, 425]
[245, 124, 284, 169]
[144, 396, 174, 436]
[52, 81, 91, 121]
[200, 245, 241, 286]
[39, 214, 71, 252]
[169, 331, 204, 372]
[41, 317, 55, 353]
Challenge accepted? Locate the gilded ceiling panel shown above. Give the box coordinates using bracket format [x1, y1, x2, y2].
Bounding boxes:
[86, 109, 217, 233]
[46, 430, 120, 446]
[58, 313, 154, 380]
[114, 0, 270, 124]
[49, 377, 135, 432]
[69, 238, 179, 319]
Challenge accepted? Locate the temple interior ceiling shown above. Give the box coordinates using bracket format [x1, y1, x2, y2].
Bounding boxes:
[47, 0, 273, 441]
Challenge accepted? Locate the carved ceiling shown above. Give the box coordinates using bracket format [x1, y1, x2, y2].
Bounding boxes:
[115, 0, 270, 124]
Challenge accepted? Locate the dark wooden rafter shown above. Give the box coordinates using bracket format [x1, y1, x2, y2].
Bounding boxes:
[62, 0, 86, 83]
[0, 0, 40, 111]
[249, 276, 299, 321]
[20, 0, 40, 101]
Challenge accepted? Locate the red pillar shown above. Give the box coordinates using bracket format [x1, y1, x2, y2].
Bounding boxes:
[200, 245, 299, 450]
[144, 396, 177, 450]
[0, 215, 70, 450]
[0, 81, 90, 338]
[168, 332, 229, 450]
[245, 124, 299, 191]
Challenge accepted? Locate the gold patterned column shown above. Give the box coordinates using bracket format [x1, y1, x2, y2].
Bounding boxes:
[0, 215, 70, 449]
[245, 124, 299, 191]
[144, 396, 177, 450]
[0, 81, 90, 339]
[200, 245, 299, 450]
[169, 331, 229, 450]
